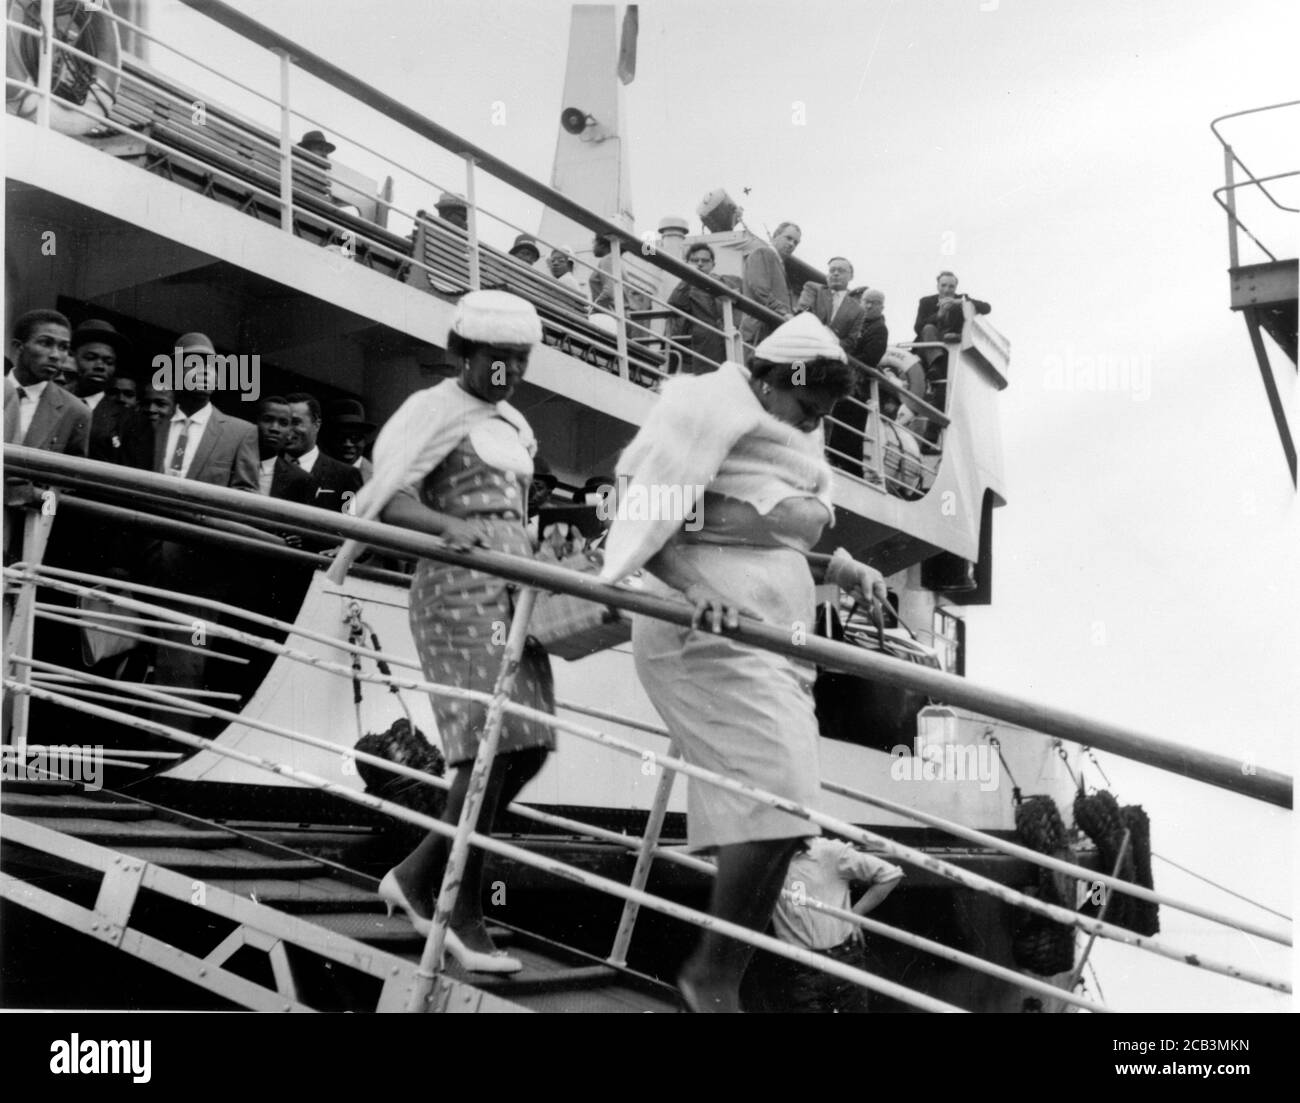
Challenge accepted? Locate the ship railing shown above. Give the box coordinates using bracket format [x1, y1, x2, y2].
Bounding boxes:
[3, 450, 1291, 1011]
[1210, 99, 1299, 268]
[7, 0, 954, 459]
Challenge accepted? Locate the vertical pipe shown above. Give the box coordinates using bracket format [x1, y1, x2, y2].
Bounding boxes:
[1066, 829, 1132, 993]
[606, 749, 677, 967]
[721, 296, 740, 366]
[610, 239, 630, 381]
[464, 154, 481, 291]
[35, 0, 55, 129]
[1223, 145, 1239, 270]
[869, 379, 885, 486]
[5, 498, 59, 752]
[276, 49, 293, 233]
[406, 585, 538, 1012]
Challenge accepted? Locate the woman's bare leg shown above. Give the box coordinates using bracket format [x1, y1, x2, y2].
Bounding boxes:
[391, 747, 548, 950]
[678, 836, 802, 1013]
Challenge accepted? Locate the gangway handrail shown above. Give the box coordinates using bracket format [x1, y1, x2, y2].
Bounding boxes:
[4, 445, 1291, 809]
[16, 561, 1288, 950]
[10, 663, 1286, 995]
[1212, 171, 1300, 264]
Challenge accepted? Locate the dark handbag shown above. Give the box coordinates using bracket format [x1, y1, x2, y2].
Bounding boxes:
[812, 602, 935, 752]
[528, 532, 634, 661]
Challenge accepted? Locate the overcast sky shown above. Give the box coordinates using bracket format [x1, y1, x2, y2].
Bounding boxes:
[151, 0, 1297, 1010]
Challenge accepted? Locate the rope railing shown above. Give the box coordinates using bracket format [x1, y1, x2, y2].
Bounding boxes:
[9, 564, 1291, 955]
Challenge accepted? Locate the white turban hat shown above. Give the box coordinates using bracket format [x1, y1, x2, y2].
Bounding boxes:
[754, 311, 847, 364]
[451, 289, 543, 346]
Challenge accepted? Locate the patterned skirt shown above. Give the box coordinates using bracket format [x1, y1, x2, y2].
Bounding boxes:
[409, 519, 556, 767]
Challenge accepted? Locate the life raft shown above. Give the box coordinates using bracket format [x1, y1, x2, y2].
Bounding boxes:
[5, 0, 119, 136]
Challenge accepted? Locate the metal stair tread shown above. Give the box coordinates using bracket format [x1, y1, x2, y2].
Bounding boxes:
[202, 876, 386, 911]
[22, 816, 236, 848]
[0, 793, 153, 821]
[110, 845, 323, 877]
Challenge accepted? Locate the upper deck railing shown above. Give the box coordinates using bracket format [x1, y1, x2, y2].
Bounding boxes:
[1210, 99, 1300, 268]
[6, 0, 969, 503]
[2, 448, 1291, 1012]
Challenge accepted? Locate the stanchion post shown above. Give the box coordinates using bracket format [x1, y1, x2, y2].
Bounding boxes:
[607, 748, 677, 967]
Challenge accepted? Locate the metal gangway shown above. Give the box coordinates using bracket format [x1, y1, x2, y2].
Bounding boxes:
[1, 449, 1290, 1012]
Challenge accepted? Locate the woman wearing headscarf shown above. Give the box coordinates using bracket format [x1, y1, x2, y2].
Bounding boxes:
[328, 290, 553, 974]
[600, 312, 888, 1012]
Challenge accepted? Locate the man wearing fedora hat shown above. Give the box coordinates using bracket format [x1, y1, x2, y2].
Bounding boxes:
[69, 319, 132, 464]
[295, 130, 337, 159]
[322, 397, 375, 484]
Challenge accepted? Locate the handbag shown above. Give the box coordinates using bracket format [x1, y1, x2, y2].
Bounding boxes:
[528, 531, 636, 661]
[812, 601, 936, 752]
[79, 586, 139, 667]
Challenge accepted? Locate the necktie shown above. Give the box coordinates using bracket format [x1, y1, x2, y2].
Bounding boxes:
[284, 453, 299, 467]
[169, 418, 191, 475]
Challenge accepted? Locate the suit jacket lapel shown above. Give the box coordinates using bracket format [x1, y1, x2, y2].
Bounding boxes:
[3, 376, 20, 443]
[185, 407, 222, 479]
[25, 385, 62, 448]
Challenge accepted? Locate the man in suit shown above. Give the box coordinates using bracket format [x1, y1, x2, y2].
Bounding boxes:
[137, 333, 259, 729]
[826, 287, 894, 483]
[740, 221, 800, 349]
[68, 319, 133, 465]
[284, 391, 363, 514]
[321, 397, 376, 485]
[913, 270, 991, 345]
[913, 272, 991, 432]
[5, 310, 90, 558]
[256, 395, 316, 504]
[796, 257, 866, 353]
[666, 242, 743, 373]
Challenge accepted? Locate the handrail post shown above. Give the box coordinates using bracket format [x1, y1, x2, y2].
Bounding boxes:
[1066, 828, 1132, 994]
[406, 584, 538, 1011]
[35, 0, 54, 129]
[4, 495, 59, 751]
[609, 239, 630, 381]
[868, 379, 885, 485]
[606, 747, 677, 967]
[721, 296, 741, 365]
[1223, 144, 1239, 269]
[275, 48, 293, 233]
[464, 153, 481, 291]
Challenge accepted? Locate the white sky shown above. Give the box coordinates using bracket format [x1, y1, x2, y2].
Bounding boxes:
[148, 0, 1297, 1010]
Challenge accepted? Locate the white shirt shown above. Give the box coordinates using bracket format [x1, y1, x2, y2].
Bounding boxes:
[85, 391, 105, 412]
[16, 379, 50, 441]
[258, 455, 277, 495]
[773, 838, 903, 950]
[163, 402, 215, 478]
[830, 289, 847, 320]
[295, 446, 320, 475]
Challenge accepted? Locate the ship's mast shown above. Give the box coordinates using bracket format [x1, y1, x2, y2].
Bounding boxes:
[538, 4, 636, 252]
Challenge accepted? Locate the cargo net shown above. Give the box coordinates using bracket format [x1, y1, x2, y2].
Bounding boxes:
[18, 0, 102, 106]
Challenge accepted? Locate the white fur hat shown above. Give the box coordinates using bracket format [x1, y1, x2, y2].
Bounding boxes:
[451, 290, 543, 346]
[755, 311, 847, 364]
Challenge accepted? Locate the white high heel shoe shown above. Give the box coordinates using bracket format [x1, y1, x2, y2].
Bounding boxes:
[378, 871, 522, 974]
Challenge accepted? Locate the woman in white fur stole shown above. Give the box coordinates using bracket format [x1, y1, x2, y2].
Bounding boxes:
[600, 312, 889, 1012]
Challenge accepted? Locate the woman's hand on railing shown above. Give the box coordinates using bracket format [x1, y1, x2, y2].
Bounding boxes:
[441, 517, 491, 553]
[683, 582, 761, 634]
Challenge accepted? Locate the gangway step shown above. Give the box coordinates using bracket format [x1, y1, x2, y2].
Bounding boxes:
[118, 846, 324, 878]
[1, 793, 153, 821]
[204, 876, 389, 913]
[28, 816, 237, 849]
